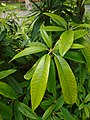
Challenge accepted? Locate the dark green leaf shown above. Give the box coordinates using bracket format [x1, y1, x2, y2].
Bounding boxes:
[47, 59, 56, 94]
[44, 13, 67, 29]
[0, 81, 17, 99]
[42, 104, 55, 120]
[64, 50, 86, 63]
[0, 102, 12, 120]
[15, 102, 38, 119]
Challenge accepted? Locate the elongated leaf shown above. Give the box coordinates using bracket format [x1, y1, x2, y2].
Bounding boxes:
[15, 102, 38, 119]
[61, 107, 75, 120]
[47, 59, 56, 94]
[64, 50, 86, 63]
[71, 43, 85, 49]
[41, 26, 65, 31]
[24, 58, 41, 80]
[31, 54, 51, 111]
[54, 96, 64, 112]
[84, 94, 90, 103]
[14, 106, 23, 120]
[74, 29, 88, 40]
[7, 76, 23, 94]
[10, 42, 48, 62]
[0, 69, 16, 80]
[44, 13, 67, 29]
[74, 24, 90, 29]
[0, 102, 12, 120]
[84, 106, 89, 118]
[58, 30, 74, 56]
[0, 114, 2, 120]
[40, 27, 52, 48]
[0, 81, 17, 99]
[79, 39, 90, 71]
[42, 104, 55, 120]
[54, 55, 77, 104]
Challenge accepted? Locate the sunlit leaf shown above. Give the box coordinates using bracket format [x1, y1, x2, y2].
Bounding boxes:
[71, 43, 85, 49]
[41, 26, 65, 31]
[54, 55, 77, 104]
[10, 42, 48, 62]
[31, 54, 51, 111]
[58, 30, 74, 56]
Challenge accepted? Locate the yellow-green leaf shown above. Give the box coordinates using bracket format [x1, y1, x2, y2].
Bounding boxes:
[31, 54, 51, 111]
[71, 43, 85, 49]
[54, 55, 77, 104]
[41, 26, 65, 31]
[10, 42, 48, 62]
[58, 30, 74, 56]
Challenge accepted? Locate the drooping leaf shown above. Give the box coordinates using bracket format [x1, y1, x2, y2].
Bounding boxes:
[31, 54, 51, 111]
[84, 94, 90, 103]
[41, 26, 65, 31]
[40, 26, 52, 48]
[0, 81, 17, 99]
[44, 13, 67, 29]
[15, 102, 38, 119]
[71, 43, 85, 49]
[54, 55, 77, 104]
[74, 29, 88, 40]
[64, 50, 86, 63]
[24, 58, 41, 80]
[0, 69, 16, 80]
[47, 59, 56, 94]
[0, 102, 12, 120]
[10, 42, 48, 62]
[58, 30, 74, 56]
[42, 104, 55, 120]
[79, 39, 90, 71]
[61, 107, 75, 120]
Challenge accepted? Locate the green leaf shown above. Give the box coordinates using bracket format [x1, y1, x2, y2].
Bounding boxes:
[84, 106, 89, 118]
[0, 81, 17, 99]
[84, 94, 90, 103]
[47, 59, 56, 94]
[41, 26, 65, 31]
[54, 96, 64, 111]
[31, 54, 51, 111]
[71, 43, 85, 49]
[64, 50, 86, 63]
[15, 102, 38, 119]
[14, 106, 23, 120]
[74, 29, 88, 40]
[10, 42, 48, 62]
[61, 107, 75, 120]
[0, 113, 2, 120]
[44, 13, 67, 29]
[54, 55, 77, 104]
[0, 102, 12, 120]
[7, 76, 23, 94]
[24, 58, 41, 80]
[74, 24, 90, 29]
[58, 30, 74, 56]
[79, 39, 90, 71]
[42, 104, 55, 120]
[0, 69, 16, 80]
[40, 26, 52, 48]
